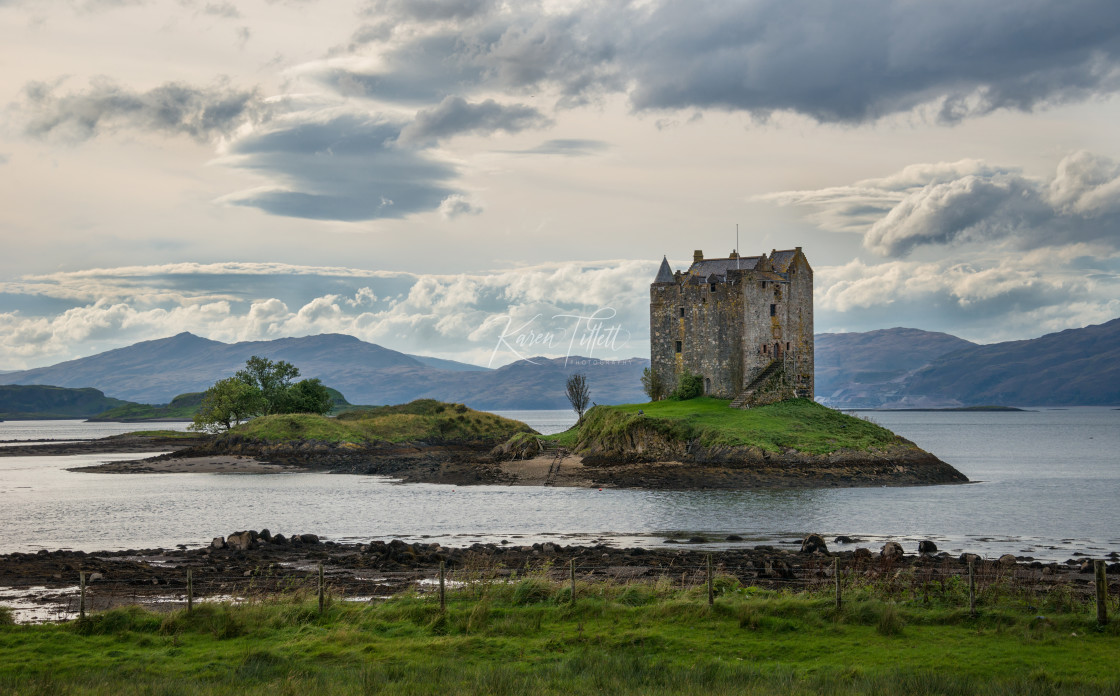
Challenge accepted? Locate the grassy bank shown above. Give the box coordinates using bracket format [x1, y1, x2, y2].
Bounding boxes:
[227, 399, 534, 446]
[1, 580, 1117, 695]
[546, 398, 910, 455]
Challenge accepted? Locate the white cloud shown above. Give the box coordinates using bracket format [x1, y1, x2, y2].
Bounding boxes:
[765, 152, 1120, 258]
[0, 259, 659, 369]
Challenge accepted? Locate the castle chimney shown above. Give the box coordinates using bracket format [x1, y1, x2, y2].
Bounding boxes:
[693, 249, 704, 263]
[729, 250, 739, 259]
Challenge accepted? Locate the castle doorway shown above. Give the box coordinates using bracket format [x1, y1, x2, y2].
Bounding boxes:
[773, 342, 782, 359]
[704, 377, 711, 394]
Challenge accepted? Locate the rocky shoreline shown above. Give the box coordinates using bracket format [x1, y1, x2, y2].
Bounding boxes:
[2, 532, 1117, 622]
[12, 432, 971, 490]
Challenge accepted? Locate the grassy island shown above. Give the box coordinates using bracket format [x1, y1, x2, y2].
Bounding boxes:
[546, 398, 908, 455]
[221, 399, 533, 446]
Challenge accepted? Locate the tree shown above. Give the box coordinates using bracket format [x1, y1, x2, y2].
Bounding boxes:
[641, 367, 665, 401]
[283, 378, 333, 416]
[190, 378, 259, 433]
[235, 356, 301, 415]
[565, 373, 590, 424]
[191, 357, 335, 432]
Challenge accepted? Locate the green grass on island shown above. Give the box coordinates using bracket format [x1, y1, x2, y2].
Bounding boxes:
[226, 399, 534, 446]
[545, 398, 909, 455]
[1, 581, 1117, 695]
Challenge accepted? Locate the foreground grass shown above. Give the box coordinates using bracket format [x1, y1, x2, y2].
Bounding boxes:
[1, 583, 1117, 695]
[545, 398, 907, 454]
[229, 399, 534, 446]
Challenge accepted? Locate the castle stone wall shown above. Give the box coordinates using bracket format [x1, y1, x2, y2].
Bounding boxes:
[650, 248, 814, 405]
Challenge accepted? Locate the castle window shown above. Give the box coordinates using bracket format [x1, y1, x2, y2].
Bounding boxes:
[679, 307, 685, 317]
[770, 303, 776, 316]
[759, 281, 766, 289]
[762, 344, 768, 354]
[709, 283, 716, 292]
[786, 341, 790, 351]
[675, 341, 682, 353]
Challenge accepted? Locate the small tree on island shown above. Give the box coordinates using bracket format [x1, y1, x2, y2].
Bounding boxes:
[641, 367, 665, 401]
[565, 373, 590, 424]
[191, 356, 334, 433]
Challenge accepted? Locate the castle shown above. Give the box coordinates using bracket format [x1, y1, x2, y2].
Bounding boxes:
[649, 248, 814, 407]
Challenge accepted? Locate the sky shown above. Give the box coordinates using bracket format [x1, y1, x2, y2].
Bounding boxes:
[2, 0, 1120, 370]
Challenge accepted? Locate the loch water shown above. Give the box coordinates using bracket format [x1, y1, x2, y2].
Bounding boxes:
[0, 408, 1117, 560]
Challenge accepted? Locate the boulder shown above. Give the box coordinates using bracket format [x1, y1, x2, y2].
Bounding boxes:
[272, 533, 287, 545]
[998, 554, 1017, 567]
[258, 529, 272, 542]
[880, 541, 904, 560]
[918, 540, 938, 554]
[800, 534, 829, 555]
[853, 547, 873, 561]
[959, 553, 980, 565]
[834, 536, 856, 544]
[226, 531, 255, 551]
[210, 536, 226, 550]
[299, 534, 320, 544]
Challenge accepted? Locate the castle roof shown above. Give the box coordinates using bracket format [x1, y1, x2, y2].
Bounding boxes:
[769, 249, 799, 272]
[653, 256, 675, 284]
[688, 256, 762, 279]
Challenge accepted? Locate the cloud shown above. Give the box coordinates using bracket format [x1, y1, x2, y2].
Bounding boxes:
[202, 1, 239, 18]
[398, 96, 550, 144]
[815, 251, 1120, 342]
[0, 259, 658, 369]
[438, 194, 482, 219]
[361, 0, 496, 22]
[764, 152, 1120, 257]
[321, 0, 1120, 123]
[511, 139, 608, 156]
[217, 110, 460, 220]
[19, 77, 266, 143]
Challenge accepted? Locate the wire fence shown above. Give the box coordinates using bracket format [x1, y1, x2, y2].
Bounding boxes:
[2, 553, 1116, 625]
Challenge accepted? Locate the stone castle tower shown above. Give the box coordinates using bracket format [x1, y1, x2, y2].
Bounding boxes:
[649, 248, 814, 407]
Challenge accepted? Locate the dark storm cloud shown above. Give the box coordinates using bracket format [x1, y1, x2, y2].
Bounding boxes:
[20, 78, 265, 143]
[328, 0, 1120, 123]
[398, 96, 550, 144]
[220, 113, 460, 221]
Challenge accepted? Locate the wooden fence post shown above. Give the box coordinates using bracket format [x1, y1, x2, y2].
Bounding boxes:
[79, 571, 86, 620]
[707, 554, 714, 606]
[1096, 559, 1109, 626]
[318, 562, 325, 615]
[834, 557, 841, 610]
[186, 569, 193, 613]
[968, 558, 976, 617]
[439, 561, 446, 612]
[569, 559, 576, 604]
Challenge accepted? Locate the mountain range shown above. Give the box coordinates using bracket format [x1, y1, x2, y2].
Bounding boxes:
[2, 317, 1118, 409]
[816, 318, 1120, 407]
[1, 333, 649, 409]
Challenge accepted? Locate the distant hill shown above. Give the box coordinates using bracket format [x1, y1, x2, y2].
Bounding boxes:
[899, 318, 1120, 407]
[0, 385, 132, 419]
[815, 328, 977, 408]
[7, 318, 1116, 411]
[1, 333, 649, 409]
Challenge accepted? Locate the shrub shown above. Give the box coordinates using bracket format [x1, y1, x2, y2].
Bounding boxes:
[670, 372, 704, 401]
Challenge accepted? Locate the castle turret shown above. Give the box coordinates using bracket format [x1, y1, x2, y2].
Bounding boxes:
[654, 256, 674, 284]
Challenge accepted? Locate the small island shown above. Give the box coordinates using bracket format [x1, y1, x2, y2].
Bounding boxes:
[69, 396, 967, 489]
